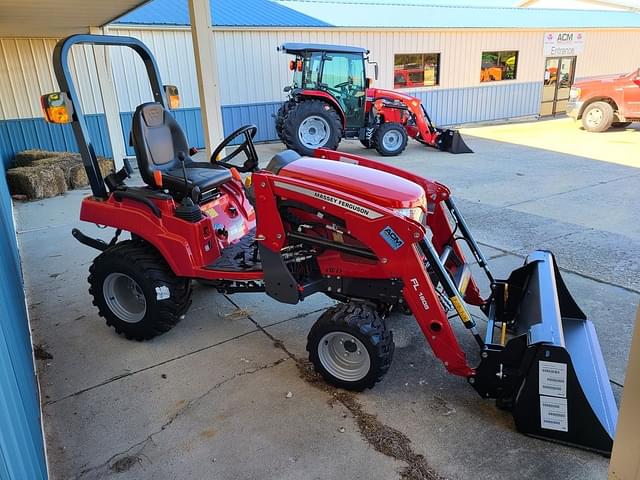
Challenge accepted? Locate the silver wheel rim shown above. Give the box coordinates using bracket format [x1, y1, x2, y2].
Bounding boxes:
[103, 273, 147, 323]
[298, 115, 331, 149]
[317, 332, 371, 382]
[382, 129, 402, 151]
[586, 108, 603, 128]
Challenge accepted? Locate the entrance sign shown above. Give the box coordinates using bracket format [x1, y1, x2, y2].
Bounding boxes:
[543, 32, 585, 56]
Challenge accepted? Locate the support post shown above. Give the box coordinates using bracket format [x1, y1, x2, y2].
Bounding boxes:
[188, 0, 224, 158]
[89, 26, 126, 170]
[609, 303, 640, 479]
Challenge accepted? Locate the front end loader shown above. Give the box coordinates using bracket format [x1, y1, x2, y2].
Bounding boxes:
[275, 42, 473, 157]
[45, 34, 617, 456]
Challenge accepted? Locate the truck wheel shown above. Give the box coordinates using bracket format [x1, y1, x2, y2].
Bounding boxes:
[373, 122, 408, 156]
[581, 101, 614, 132]
[275, 101, 294, 142]
[88, 240, 192, 340]
[612, 121, 632, 129]
[307, 303, 394, 391]
[282, 100, 342, 156]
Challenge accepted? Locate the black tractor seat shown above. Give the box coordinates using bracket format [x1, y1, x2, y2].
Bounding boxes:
[131, 102, 231, 201]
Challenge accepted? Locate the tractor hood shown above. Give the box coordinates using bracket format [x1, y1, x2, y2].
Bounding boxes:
[276, 156, 425, 209]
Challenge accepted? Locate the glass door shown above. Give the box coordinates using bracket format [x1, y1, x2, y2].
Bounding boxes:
[540, 56, 576, 116]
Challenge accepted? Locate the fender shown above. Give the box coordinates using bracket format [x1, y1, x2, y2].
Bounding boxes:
[294, 89, 347, 128]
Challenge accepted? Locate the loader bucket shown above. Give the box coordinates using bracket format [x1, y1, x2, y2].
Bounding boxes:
[434, 128, 473, 154]
[501, 251, 618, 454]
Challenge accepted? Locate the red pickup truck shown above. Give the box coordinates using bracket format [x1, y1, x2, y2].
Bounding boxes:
[567, 68, 640, 132]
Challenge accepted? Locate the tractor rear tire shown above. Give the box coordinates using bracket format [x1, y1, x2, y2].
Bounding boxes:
[373, 122, 408, 156]
[88, 240, 192, 341]
[359, 137, 373, 149]
[307, 302, 394, 391]
[275, 101, 294, 142]
[581, 101, 614, 132]
[282, 99, 343, 156]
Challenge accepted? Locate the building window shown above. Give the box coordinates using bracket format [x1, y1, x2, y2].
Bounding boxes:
[480, 51, 518, 82]
[394, 53, 440, 89]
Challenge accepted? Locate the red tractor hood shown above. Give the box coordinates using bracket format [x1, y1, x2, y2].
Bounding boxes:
[277, 157, 425, 209]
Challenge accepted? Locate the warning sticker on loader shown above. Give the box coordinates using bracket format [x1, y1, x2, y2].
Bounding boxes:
[540, 395, 568, 432]
[538, 361, 567, 398]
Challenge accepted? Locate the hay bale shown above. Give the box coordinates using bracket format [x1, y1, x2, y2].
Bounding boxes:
[14, 149, 66, 167]
[68, 157, 115, 189]
[29, 156, 82, 187]
[6, 165, 67, 199]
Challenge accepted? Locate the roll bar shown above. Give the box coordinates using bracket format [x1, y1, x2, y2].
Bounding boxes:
[52, 34, 168, 199]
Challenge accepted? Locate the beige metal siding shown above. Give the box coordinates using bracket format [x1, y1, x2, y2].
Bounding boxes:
[573, 30, 640, 78]
[0, 37, 105, 120]
[2, 27, 640, 121]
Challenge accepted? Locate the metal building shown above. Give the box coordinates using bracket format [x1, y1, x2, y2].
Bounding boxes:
[2, 0, 640, 168]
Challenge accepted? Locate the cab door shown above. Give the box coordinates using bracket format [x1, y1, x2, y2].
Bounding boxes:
[320, 53, 366, 128]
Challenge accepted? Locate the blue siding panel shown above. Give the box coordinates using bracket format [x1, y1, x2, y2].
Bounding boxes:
[2, 83, 542, 168]
[0, 161, 48, 479]
[410, 81, 542, 126]
[0, 114, 113, 168]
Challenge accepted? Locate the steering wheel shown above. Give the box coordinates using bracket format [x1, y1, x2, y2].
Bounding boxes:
[210, 124, 259, 173]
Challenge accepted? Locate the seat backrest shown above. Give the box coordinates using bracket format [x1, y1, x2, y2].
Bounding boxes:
[131, 102, 190, 187]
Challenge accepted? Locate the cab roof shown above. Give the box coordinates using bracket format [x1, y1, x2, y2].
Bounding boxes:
[279, 43, 369, 56]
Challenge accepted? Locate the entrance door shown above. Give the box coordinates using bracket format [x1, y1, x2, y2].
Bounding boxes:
[540, 56, 576, 116]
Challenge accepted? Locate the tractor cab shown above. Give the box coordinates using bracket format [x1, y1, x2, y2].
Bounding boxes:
[281, 43, 370, 129]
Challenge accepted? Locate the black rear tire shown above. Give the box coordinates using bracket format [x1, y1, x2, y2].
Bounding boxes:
[307, 302, 394, 391]
[282, 99, 343, 156]
[373, 122, 408, 156]
[88, 240, 192, 340]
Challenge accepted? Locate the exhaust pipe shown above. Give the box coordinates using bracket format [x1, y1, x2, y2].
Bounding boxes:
[472, 251, 617, 454]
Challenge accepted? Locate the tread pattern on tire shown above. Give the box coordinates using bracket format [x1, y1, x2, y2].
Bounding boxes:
[306, 302, 394, 391]
[88, 240, 192, 341]
[275, 101, 294, 142]
[372, 122, 408, 156]
[281, 99, 343, 156]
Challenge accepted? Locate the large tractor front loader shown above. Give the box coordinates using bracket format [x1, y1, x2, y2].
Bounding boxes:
[45, 34, 616, 456]
[275, 42, 473, 157]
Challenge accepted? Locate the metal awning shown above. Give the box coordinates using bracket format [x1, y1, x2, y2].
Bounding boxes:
[0, 0, 151, 37]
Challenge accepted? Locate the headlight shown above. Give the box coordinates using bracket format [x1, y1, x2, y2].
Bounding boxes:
[569, 87, 581, 99]
[395, 207, 424, 223]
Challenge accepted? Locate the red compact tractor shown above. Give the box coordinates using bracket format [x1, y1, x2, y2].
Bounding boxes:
[43, 34, 617, 454]
[275, 43, 473, 157]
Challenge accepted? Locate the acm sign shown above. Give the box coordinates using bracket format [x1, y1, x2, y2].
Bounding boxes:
[543, 32, 585, 56]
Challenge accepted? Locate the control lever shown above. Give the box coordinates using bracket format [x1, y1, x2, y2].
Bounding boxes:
[174, 151, 202, 222]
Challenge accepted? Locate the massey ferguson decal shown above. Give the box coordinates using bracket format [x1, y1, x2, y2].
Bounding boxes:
[380, 226, 404, 250]
[410, 278, 430, 311]
[274, 181, 383, 219]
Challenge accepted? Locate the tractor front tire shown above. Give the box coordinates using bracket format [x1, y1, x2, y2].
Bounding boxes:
[307, 303, 394, 391]
[88, 240, 192, 341]
[581, 101, 614, 132]
[282, 100, 342, 156]
[373, 122, 408, 156]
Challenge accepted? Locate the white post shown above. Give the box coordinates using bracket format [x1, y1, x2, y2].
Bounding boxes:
[609, 303, 640, 479]
[188, 0, 224, 159]
[89, 26, 126, 170]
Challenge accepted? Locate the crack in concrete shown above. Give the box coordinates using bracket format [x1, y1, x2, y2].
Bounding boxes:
[501, 171, 640, 210]
[224, 294, 446, 480]
[74, 357, 287, 479]
[476, 241, 640, 295]
[44, 329, 260, 406]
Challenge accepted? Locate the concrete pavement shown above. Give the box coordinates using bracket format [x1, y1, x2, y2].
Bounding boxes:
[15, 121, 639, 479]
